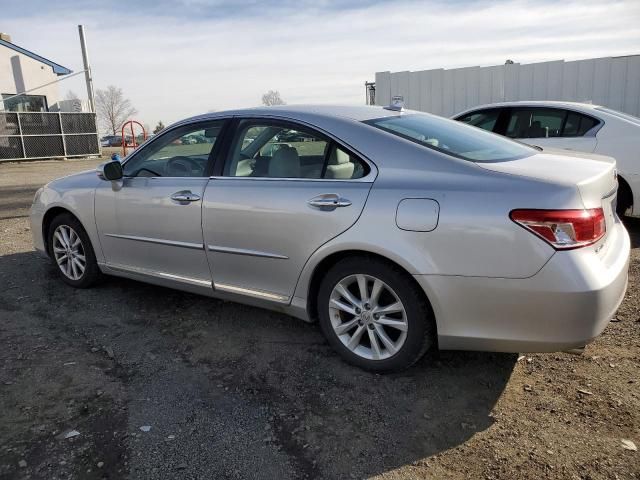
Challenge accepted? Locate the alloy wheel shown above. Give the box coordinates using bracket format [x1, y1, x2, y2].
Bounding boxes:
[52, 225, 86, 281]
[328, 274, 408, 360]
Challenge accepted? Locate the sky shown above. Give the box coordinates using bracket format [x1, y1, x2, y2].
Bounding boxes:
[4, 0, 640, 129]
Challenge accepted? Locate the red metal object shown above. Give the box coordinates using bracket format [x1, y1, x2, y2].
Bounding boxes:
[121, 120, 147, 157]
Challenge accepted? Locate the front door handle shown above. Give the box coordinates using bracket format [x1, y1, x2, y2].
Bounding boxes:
[307, 193, 352, 210]
[171, 190, 201, 203]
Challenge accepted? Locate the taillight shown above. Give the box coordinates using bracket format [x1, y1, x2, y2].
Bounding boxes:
[510, 208, 606, 250]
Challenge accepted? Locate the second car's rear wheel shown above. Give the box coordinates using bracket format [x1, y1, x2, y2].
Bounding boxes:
[616, 178, 633, 218]
[318, 256, 435, 372]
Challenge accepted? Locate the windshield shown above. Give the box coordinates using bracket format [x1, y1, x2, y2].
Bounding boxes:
[595, 107, 640, 126]
[365, 113, 535, 162]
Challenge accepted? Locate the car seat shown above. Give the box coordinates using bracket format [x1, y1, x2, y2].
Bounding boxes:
[268, 145, 300, 178]
[325, 148, 354, 179]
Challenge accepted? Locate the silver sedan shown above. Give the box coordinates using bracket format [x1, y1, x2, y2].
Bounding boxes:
[30, 105, 630, 372]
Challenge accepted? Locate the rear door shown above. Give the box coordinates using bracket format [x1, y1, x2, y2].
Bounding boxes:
[202, 118, 375, 303]
[501, 107, 598, 153]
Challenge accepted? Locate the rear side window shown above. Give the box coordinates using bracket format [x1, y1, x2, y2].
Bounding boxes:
[456, 109, 501, 132]
[224, 120, 369, 179]
[366, 114, 533, 162]
[506, 108, 565, 138]
[505, 108, 599, 139]
[563, 112, 599, 136]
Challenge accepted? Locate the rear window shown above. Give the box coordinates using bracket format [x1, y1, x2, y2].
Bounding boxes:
[365, 114, 534, 162]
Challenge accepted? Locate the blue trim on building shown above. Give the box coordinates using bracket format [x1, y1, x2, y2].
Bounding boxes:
[0, 39, 72, 75]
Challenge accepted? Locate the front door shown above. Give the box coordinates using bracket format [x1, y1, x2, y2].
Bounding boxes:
[95, 119, 227, 286]
[202, 118, 375, 302]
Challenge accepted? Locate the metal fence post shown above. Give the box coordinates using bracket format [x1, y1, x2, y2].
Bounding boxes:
[94, 113, 101, 156]
[59, 112, 67, 157]
[16, 112, 26, 160]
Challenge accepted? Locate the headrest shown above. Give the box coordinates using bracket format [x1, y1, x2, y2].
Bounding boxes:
[330, 148, 351, 165]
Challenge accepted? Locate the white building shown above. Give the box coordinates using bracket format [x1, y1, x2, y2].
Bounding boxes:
[0, 32, 72, 112]
[374, 55, 640, 118]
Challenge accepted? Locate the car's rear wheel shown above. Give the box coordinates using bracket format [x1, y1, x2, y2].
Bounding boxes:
[318, 256, 435, 372]
[48, 213, 101, 288]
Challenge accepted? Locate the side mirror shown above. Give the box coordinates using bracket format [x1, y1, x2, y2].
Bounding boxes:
[98, 161, 123, 181]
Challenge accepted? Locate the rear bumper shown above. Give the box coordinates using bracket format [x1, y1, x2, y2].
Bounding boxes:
[417, 221, 630, 353]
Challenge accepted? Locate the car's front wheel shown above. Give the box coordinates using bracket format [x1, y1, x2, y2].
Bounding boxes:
[48, 213, 101, 288]
[318, 256, 435, 372]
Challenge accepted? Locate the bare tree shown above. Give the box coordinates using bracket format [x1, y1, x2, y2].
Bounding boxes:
[153, 121, 165, 134]
[261, 90, 286, 106]
[95, 86, 137, 135]
[65, 90, 80, 101]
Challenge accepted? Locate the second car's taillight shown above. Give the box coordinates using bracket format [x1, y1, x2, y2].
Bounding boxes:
[510, 208, 606, 250]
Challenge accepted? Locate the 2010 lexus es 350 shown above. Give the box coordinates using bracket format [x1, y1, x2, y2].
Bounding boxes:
[30, 105, 630, 372]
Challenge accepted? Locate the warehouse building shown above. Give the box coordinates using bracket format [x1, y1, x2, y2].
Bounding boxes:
[373, 55, 640, 118]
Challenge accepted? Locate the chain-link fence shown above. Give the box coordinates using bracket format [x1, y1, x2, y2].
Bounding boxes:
[0, 112, 100, 161]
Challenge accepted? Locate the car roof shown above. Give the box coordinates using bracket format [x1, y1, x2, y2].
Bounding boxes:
[454, 100, 602, 117]
[182, 104, 407, 124]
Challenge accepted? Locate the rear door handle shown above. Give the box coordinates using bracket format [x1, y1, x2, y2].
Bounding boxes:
[171, 190, 201, 203]
[307, 193, 352, 209]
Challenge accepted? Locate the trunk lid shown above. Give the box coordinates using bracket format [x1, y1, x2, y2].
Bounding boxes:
[478, 152, 618, 234]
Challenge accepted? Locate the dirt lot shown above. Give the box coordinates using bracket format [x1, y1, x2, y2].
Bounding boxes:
[0, 159, 638, 479]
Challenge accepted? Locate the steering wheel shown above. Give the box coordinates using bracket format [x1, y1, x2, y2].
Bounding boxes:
[166, 156, 200, 176]
[134, 167, 162, 177]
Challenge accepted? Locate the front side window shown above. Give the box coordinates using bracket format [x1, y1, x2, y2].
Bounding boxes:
[224, 120, 368, 179]
[456, 109, 501, 132]
[365, 114, 533, 162]
[123, 120, 224, 177]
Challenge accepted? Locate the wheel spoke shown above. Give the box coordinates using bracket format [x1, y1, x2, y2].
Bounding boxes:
[56, 253, 68, 264]
[368, 328, 382, 359]
[72, 236, 82, 248]
[369, 279, 383, 307]
[71, 257, 79, 278]
[53, 246, 66, 254]
[61, 227, 71, 248]
[73, 257, 85, 273]
[356, 274, 369, 303]
[65, 257, 72, 276]
[335, 283, 361, 308]
[347, 325, 366, 350]
[374, 325, 398, 355]
[334, 318, 359, 335]
[330, 298, 357, 316]
[54, 231, 67, 248]
[74, 253, 86, 262]
[374, 302, 403, 315]
[374, 317, 408, 332]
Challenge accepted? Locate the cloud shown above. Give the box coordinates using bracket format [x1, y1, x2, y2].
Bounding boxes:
[5, 0, 640, 126]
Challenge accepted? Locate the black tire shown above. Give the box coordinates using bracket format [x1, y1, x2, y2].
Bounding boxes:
[317, 256, 436, 373]
[47, 213, 102, 288]
[616, 179, 633, 218]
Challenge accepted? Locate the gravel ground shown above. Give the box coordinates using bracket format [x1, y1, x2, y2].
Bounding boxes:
[0, 159, 638, 479]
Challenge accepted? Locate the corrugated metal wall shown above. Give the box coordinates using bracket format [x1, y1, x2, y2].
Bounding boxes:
[375, 55, 640, 118]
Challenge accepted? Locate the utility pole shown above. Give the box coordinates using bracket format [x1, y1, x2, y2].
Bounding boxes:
[78, 25, 95, 113]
